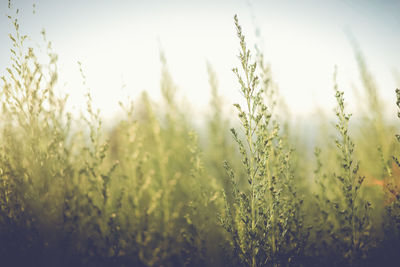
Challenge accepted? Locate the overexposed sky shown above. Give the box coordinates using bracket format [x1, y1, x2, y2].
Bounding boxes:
[0, 0, 399, 121]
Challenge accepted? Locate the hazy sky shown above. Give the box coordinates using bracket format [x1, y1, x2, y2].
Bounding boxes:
[1, 0, 399, 120]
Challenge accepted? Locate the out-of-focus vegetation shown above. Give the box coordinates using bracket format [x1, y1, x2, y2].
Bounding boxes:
[1, 7, 400, 267]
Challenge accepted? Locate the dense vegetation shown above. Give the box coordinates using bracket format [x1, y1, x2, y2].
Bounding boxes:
[1, 8, 400, 267]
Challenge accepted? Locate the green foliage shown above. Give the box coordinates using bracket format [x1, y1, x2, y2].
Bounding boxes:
[385, 88, 400, 237]
[331, 68, 371, 264]
[1, 8, 400, 267]
[219, 15, 306, 267]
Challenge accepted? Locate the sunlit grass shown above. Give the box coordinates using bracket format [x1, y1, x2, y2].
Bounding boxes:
[1, 6, 400, 267]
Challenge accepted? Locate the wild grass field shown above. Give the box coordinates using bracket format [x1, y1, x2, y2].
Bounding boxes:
[1, 5, 400, 267]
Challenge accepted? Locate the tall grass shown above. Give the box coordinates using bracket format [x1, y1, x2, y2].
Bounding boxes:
[1, 8, 400, 267]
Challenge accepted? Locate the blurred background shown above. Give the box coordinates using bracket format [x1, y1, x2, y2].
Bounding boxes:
[0, 0, 399, 121]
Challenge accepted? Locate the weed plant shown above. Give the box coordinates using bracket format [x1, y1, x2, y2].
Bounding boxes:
[219, 16, 306, 267]
[1, 8, 400, 267]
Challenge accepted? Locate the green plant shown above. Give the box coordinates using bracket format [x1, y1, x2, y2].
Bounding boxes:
[329, 68, 371, 265]
[220, 15, 306, 267]
[2, 4, 400, 267]
[386, 88, 400, 234]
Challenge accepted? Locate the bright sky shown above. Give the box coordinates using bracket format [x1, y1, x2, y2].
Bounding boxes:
[1, 0, 399, 121]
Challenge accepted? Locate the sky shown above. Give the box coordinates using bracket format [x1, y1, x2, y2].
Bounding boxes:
[0, 0, 399, 122]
